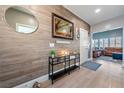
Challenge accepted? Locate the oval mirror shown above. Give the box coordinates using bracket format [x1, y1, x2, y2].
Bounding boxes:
[5, 6, 38, 34]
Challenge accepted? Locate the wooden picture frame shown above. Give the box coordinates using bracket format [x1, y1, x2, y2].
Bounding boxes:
[52, 13, 74, 40]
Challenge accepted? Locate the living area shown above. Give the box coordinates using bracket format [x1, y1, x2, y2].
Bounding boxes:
[92, 28, 123, 62]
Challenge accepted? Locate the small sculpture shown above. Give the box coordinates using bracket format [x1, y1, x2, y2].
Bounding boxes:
[32, 82, 41, 88]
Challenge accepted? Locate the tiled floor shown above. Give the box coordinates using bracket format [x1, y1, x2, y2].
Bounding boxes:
[48, 58, 124, 88]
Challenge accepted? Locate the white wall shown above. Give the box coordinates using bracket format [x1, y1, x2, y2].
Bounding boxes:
[90, 15, 124, 67]
[91, 15, 124, 32]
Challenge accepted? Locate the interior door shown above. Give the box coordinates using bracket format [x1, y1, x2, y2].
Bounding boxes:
[80, 28, 89, 64]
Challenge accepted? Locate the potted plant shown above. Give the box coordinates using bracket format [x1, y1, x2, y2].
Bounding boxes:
[50, 49, 56, 58]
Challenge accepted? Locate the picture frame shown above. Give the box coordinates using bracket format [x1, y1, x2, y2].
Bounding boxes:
[52, 13, 74, 40]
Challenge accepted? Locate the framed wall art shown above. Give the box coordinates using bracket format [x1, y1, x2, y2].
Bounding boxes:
[52, 13, 74, 40]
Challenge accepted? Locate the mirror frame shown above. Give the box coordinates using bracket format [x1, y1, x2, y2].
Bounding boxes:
[4, 6, 39, 34]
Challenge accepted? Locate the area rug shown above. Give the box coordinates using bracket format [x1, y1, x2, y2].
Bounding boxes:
[81, 61, 101, 71]
[96, 56, 122, 64]
[96, 56, 113, 62]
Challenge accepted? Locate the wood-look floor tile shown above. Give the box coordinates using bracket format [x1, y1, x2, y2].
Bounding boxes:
[48, 59, 124, 88]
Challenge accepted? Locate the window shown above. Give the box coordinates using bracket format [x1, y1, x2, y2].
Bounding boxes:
[104, 38, 109, 48]
[115, 37, 122, 48]
[92, 39, 95, 47]
[110, 37, 115, 47]
[94, 39, 99, 48]
[99, 39, 103, 48]
[16, 23, 35, 33]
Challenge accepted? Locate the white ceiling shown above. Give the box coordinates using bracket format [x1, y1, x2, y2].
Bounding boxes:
[64, 5, 124, 25]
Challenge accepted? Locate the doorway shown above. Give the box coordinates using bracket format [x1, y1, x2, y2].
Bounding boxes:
[91, 27, 123, 63]
[80, 28, 90, 64]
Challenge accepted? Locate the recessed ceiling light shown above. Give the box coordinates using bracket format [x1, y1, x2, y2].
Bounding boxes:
[95, 8, 101, 14]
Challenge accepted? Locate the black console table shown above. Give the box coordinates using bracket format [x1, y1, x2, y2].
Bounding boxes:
[48, 53, 80, 84]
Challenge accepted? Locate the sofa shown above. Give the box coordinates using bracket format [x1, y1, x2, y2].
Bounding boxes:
[103, 47, 122, 56]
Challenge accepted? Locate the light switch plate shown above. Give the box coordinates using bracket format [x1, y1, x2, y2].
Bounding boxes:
[49, 43, 55, 48]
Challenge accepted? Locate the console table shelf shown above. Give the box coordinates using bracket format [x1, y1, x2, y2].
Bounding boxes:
[48, 53, 80, 84]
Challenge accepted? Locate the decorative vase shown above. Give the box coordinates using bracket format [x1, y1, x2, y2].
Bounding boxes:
[51, 54, 55, 58]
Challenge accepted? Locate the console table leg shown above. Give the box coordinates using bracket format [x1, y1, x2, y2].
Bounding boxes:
[69, 60, 70, 75]
[52, 63, 54, 84]
[79, 56, 80, 69]
[48, 58, 51, 80]
[64, 57, 66, 73]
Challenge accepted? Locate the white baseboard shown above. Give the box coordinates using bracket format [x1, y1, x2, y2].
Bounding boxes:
[13, 64, 79, 88]
[14, 74, 48, 88]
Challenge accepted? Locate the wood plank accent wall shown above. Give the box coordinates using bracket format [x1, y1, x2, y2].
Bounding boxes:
[0, 5, 90, 88]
